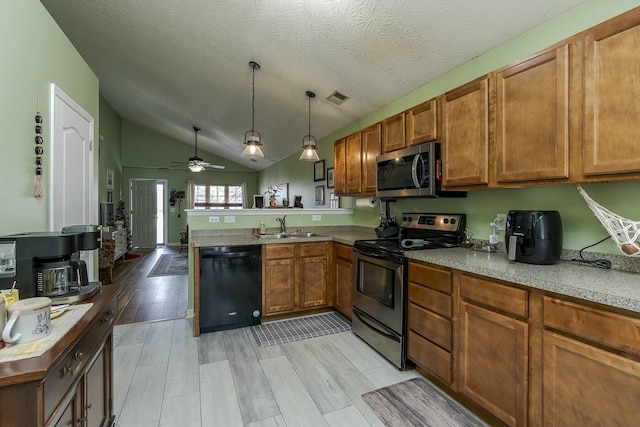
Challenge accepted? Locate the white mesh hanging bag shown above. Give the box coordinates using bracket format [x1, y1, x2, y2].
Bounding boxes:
[577, 185, 640, 257]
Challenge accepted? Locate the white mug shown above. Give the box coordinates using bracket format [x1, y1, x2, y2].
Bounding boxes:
[2, 297, 51, 344]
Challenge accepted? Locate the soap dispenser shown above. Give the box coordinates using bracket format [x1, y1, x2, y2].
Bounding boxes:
[259, 220, 266, 235]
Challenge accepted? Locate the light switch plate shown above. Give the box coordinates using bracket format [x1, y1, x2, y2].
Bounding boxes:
[209, 216, 220, 223]
[224, 216, 235, 223]
[312, 215, 322, 221]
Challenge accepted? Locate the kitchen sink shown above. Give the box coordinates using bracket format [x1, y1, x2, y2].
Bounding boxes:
[254, 233, 290, 239]
[288, 232, 321, 238]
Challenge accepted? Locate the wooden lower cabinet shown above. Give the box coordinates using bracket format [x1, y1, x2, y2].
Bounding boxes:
[542, 330, 640, 426]
[333, 243, 353, 320]
[407, 261, 454, 385]
[263, 242, 329, 317]
[459, 301, 528, 427]
[0, 285, 118, 427]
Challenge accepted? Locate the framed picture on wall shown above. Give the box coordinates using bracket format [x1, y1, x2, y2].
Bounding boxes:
[326, 167, 334, 188]
[315, 185, 324, 206]
[106, 169, 114, 190]
[314, 159, 325, 182]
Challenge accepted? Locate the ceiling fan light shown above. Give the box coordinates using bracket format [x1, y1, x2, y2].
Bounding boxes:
[189, 163, 204, 172]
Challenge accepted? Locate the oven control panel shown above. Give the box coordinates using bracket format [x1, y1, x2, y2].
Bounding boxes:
[399, 213, 465, 232]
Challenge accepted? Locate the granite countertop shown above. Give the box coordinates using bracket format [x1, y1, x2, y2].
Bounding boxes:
[406, 248, 640, 314]
[190, 228, 640, 315]
[190, 229, 375, 248]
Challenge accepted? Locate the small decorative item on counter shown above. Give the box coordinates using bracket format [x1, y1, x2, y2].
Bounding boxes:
[259, 220, 266, 235]
[264, 185, 281, 208]
[461, 228, 473, 249]
[34, 87, 44, 198]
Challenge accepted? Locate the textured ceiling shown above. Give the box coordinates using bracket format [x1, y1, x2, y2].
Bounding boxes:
[40, 0, 583, 171]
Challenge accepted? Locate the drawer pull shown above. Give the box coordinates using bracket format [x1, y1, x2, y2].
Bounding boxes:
[73, 350, 83, 361]
[61, 364, 72, 376]
[102, 309, 115, 324]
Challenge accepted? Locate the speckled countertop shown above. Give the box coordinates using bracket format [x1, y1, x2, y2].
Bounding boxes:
[406, 248, 640, 314]
[190, 227, 640, 314]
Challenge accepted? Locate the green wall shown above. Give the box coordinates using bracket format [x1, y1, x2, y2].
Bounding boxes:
[120, 121, 259, 243]
[0, 0, 99, 235]
[98, 97, 123, 203]
[261, 0, 640, 255]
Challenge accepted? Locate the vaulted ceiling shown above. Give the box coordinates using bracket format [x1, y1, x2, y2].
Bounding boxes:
[41, 0, 583, 170]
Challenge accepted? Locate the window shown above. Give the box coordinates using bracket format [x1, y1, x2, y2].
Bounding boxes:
[193, 184, 244, 209]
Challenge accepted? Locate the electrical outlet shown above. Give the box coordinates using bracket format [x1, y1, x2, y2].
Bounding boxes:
[494, 213, 507, 231]
[312, 215, 322, 221]
[209, 216, 219, 223]
[224, 216, 235, 223]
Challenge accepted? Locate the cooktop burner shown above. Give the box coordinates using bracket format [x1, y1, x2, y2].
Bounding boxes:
[354, 213, 466, 255]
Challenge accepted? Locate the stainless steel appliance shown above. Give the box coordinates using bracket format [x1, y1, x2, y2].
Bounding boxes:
[505, 210, 563, 265]
[0, 227, 102, 302]
[376, 141, 467, 199]
[198, 245, 262, 333]
[353, 212, 466, 369]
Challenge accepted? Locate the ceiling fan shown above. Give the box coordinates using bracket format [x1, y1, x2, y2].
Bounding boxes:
[171, 126, 225, 172]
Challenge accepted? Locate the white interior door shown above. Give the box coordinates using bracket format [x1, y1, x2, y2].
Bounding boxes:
[131, 179, 157, 248]
[49, 84, 96, 278]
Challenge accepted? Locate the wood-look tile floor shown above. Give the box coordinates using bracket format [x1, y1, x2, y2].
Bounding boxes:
[112, 246, 487, 427]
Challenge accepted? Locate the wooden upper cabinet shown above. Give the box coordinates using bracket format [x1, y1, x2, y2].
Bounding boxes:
[495, 41, 579, 183]
[333, 138, 346, 194]
[440, 76, 491, 188]
[345, 133, 362, 193]
[361, 123, 381, 194]
[584, 13, 640, 176]
[406, 98, 438, 146]
[381, 113, 406, 153]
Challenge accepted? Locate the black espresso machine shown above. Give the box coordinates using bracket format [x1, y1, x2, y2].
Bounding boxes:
[0, 225, 102, 303]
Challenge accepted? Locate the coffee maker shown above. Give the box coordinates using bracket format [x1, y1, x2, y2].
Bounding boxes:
[0, 226, 102, 303]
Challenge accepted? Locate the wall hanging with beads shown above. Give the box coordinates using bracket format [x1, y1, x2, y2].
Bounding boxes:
[34, 88, 44, 198]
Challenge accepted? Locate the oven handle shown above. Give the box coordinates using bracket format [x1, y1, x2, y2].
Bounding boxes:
[353, 310, 401, 343]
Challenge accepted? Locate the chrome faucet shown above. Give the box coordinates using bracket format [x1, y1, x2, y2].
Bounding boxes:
[276, 215, 287, 233]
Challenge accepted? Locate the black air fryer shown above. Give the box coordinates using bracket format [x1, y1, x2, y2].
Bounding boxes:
[505, 210, 563, 265]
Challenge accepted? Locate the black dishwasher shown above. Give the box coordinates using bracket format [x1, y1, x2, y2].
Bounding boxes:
[198, 245, 262, 333]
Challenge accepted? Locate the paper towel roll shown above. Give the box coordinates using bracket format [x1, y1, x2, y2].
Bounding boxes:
[355, 197, 377, 208]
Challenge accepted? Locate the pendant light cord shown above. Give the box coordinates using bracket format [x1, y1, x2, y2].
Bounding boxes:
[251, 65, 255, 132]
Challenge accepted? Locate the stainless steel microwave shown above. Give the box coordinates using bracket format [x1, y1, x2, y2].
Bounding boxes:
[376, 141, 443, 198]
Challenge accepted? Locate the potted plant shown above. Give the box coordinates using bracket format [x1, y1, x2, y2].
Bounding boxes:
[115, 200, 132, 248]
[264, 185, 281, 208]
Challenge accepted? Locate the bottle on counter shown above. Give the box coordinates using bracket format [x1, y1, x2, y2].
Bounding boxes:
[259, 220, 266, 235]
[461, 228, 473, 249]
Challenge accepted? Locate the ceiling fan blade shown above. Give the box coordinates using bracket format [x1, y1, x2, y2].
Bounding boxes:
[204, 164, 225, 170]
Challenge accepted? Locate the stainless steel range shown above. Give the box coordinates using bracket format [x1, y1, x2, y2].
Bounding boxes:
[352, 212, 466, 370]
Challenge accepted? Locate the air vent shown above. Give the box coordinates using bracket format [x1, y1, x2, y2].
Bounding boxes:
[327, 90, 349, 105]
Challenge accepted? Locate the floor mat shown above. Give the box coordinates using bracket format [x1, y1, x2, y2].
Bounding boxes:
[362, 378, 485, 427]
[147, 254, 188, 277]
[250, 312, 351, 347]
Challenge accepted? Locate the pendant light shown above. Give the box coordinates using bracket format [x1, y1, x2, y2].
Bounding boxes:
[242, 61, 264, 158]
[299, 90, 320, 161]
[188, 126, 204, 172]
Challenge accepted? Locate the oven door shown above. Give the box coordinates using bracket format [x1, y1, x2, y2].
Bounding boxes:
[352, 248, 404, 334]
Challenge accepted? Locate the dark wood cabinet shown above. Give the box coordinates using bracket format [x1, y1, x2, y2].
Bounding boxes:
[0, 285, 119, 427]
[360, 124, 381, 194]
[345, 133, 362, 194]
